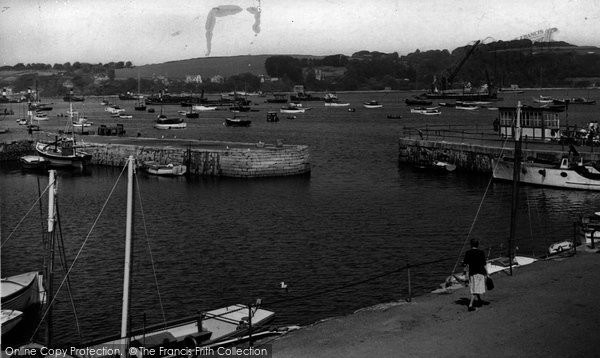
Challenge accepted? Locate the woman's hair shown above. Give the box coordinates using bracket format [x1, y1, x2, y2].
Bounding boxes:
[470, 239, 479, 248]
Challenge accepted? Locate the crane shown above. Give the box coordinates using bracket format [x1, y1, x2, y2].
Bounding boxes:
[433, 40, 481, 92]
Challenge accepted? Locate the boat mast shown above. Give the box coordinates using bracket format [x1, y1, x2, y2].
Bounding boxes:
[120, 156, 135, 351]
[508, 101, 523, 275]
[46, 170, 57, 346]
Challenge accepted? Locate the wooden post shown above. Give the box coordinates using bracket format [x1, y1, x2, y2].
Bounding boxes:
[406, 264, 412, 302]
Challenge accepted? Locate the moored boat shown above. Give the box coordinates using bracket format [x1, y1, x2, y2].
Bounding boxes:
[35, 136, 92, 168]
[19, 155, 49, 170]
[225, 116, 252, 127]
[154, 117, 187, 129]
[1, 271, 43, 312]
[363, 100, 383, 109]
[192, 105, 217, 111]
[492, 156, 600, 191]
[1, 310, 24, 336]
[142, 161, 187, 176]
[405, 98, 432, 106]
[410, 107, 441, 115]
[280, 103, 309, 113]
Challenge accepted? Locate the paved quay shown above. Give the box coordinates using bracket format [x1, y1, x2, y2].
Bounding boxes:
[271, 248, 600, 358]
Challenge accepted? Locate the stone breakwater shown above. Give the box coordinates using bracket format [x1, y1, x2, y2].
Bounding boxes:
[1, 139, 311, 178]
[399, 138, 600, 171]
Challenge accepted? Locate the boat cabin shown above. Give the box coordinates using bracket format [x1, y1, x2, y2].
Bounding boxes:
[496, 106, 562, 142]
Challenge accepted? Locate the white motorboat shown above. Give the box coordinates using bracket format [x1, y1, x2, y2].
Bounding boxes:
[142, 161, 187, 176]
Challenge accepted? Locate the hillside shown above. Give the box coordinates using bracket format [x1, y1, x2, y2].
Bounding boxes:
[115, 54, 323, 80]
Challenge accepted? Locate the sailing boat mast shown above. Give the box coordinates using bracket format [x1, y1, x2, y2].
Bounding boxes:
[45, 170, 57, 346]
[508, 101, 523, 275]
[120, 156, 135, 350]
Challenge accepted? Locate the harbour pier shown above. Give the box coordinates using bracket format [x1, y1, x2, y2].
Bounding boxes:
[399, 126, 600, 172]
[0, 137, 311, 178]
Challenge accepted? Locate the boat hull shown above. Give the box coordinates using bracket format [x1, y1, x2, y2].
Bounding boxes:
[1, 272, 42, 312]
[82, 304, 275, 357]
[492, 159, 600, 191]
[154, 122, 187, 129]
[1, 310, 23, 336]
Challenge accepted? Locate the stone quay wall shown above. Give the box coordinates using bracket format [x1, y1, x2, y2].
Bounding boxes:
[399, 138, 600, 172]
[0, 139, 311, 178]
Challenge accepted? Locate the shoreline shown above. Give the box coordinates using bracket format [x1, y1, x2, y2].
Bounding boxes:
[271, 247, 600, 358]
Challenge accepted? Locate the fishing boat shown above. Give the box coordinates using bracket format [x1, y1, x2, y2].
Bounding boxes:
[1, 272, 43, 312]
[35, 135, 92, 168]
[1, 310, 24, 336]
[225, 116, 252, 127]
[363, 100, 383, 109]
[154, 117, 187, 130]
[142, 161, 187, 176]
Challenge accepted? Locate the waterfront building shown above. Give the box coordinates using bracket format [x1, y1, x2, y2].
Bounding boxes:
[497, 105, 562, 141]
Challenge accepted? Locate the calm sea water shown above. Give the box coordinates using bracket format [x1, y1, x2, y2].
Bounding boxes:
[2, 89, 600, 346]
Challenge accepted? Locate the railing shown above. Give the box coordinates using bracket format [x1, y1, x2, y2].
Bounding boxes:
[400, 124, 600, 156]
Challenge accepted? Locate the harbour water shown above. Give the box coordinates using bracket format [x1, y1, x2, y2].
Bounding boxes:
[2, 89, 600, 345]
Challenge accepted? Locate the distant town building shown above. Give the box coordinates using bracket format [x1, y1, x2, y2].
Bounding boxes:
[314, 67, 346, 81]
[152, 74, 170, 86]
[185, 75, 203, 84]
[210, 75, 224, 84]
[93, 74, 110, 84]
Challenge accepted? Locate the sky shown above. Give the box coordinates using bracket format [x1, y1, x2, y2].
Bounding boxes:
[1, 0, 599, 66]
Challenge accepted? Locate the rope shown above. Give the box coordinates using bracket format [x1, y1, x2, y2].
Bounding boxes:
[55, 201, 84, 344]
[29, 162, 128, 342]
[267, 257, 453, 308]
[1, 179, 52, 248]
[135, 174, 168, 329]
[450, 134, 511, 275]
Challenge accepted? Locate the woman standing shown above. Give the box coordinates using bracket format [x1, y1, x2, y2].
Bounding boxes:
[463, 239, 488, 311]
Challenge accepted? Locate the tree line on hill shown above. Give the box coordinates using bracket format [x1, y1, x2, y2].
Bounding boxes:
[2, 40, 599, 98]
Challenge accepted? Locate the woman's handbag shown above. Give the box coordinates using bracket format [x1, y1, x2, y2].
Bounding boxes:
[485, 276, 494, 290]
